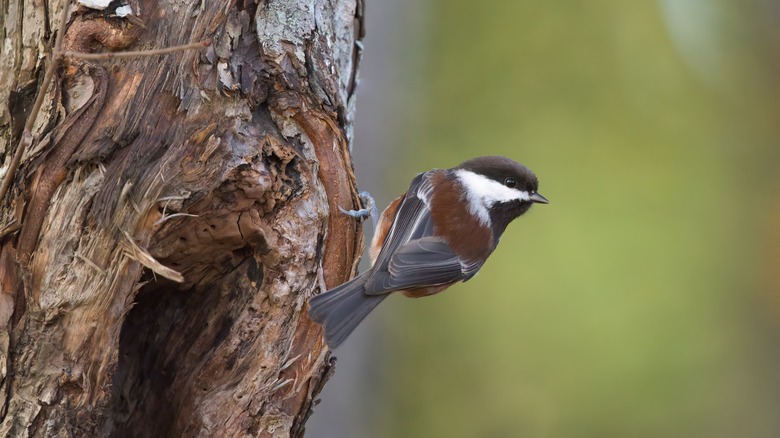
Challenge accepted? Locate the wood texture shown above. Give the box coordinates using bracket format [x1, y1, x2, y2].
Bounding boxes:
[0, 0, 364, 436]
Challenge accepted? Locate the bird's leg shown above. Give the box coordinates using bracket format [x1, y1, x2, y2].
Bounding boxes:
[339, 191, 379, 227]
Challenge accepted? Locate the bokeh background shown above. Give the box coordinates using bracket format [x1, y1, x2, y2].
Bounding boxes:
[310, 0, 780, 437]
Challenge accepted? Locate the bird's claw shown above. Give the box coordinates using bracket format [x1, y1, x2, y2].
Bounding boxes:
[339, 191, 379, 226]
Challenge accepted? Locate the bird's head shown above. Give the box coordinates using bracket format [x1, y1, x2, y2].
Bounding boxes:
[453, 156, 548, 234]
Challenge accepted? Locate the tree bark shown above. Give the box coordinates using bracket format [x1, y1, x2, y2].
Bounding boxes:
[0, 0, 364, 436]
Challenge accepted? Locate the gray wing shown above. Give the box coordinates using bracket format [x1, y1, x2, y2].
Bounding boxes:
[366, 237, 484, 294]
[364, 172, 479, 295]
[364, 172, 435, 294]
[383, 237, 465, 289]
[370, 172, 435, 273]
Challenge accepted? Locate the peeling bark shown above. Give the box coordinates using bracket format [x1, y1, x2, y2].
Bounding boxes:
[0, 0, 364, 436]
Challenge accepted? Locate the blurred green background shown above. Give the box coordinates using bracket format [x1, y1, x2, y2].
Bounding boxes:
[358, 0, 780, 437]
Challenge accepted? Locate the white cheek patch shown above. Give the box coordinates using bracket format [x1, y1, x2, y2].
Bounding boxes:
[454, 169, 529, 225]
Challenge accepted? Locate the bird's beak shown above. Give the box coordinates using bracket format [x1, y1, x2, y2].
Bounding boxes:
[529, 192, 549, 204]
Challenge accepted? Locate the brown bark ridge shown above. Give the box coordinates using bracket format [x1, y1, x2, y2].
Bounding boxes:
[0, 0, 365, 436]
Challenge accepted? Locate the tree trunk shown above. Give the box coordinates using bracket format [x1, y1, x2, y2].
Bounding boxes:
[0, 0, 364, 436]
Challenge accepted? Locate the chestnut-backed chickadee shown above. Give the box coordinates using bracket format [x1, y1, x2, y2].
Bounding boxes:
[308, 156, 548, 348]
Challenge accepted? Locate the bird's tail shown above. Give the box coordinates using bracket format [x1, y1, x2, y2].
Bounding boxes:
[308, 272, 387, 349]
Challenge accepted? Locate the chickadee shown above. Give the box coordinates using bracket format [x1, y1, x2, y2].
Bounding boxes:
[308, 156, 548, 348]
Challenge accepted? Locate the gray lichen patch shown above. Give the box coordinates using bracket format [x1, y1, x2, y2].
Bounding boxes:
[256, 0, 316, 66]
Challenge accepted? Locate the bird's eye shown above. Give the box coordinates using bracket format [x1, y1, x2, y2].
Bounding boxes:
[504, 177, 517, 188]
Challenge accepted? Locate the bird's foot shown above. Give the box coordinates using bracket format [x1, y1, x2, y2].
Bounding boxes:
[339, 191, 379, 226]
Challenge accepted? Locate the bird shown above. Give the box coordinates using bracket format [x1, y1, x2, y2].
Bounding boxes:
[308, 156, 548, 348]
